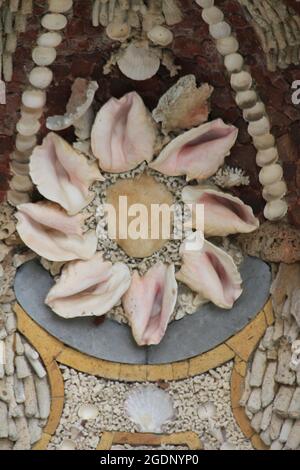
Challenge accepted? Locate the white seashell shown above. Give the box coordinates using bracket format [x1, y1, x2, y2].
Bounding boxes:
[198, 402, 216, 420]
[196, 0, 214, 7]
[243, 102, 265, 122]
[22, 89, 46, 109]
[16, 134, 37, 153]
[264, 199, 288, 221]
[262, 181, 287, 201]
[37, 32, 62, 48]
[230, 71, 252, 91]
[259, 164, 283, 186]
[106, 22, 131, 42]
[78, 404, 99, 420]
[7, 190, 30, 207]
[49, 0, 73, 13]
[16, 117, 41, 137]
[235, 90, 257, 109]
[125, 386, 175, 433]
[216, 36, 239, 55]
[256, 147, 278, 167]
[29, 67, 53, 89]
[32, 46, 56, 67]
[209, 21, 231, 39]
[252, 133, 275, 150]
[59, 439, 76, 450]
[248, 116, 270, 137]
[147, 25, 174, 46]
[117, 44, 160, 81]
[41, 13, 68, 31]
[202, 6, 224, 25]
[224, 52, 244, 73]
[10, 150, 31, 163]
[10, 160, 30, 176]
[21, 105, 44, 120]
[10, 175, 33, 192]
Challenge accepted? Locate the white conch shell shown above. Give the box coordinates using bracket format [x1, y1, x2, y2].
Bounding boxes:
[122, 263, 177, 346]
[46, 79, 99, 140]
[15, 202, 97, 262]
[45, 253, 131, 318]
[149, 118, 238, 181]
[117, 44, 160, 81]
[91, 92, 157, 173]
[125, 386, 175, 433]
[176, 239, 242, 309]
[182, 185, 259, 236]
[30, 132, 104, 215]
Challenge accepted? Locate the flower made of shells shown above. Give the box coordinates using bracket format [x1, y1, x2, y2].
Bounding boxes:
[16, 75, 260, 347]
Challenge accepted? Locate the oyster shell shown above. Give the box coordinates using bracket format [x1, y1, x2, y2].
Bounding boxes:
[45, 252, 131, 318]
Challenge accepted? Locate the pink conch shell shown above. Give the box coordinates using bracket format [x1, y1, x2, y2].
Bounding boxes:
[176, 239, 242, 309]
[45, 253, 131, 319]
[30, 132, 104, 215]
[15, 202, 97, 262]
[149, 118, 238, 181]
[91, 92, 157, 173]
[182, 185, 259, 236]
[122, 263, 178, 346]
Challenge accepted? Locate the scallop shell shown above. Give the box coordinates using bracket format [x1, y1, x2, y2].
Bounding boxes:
[216, 36, 239, 55]
[256, 147, 278, 167]
[106, 22, 131, 41]
[37, 31, 62, 47]
[77, 404, 99, 420]
[230, 71, 252, 92]
[16, 117, 40, 137]
[209, 21, 231, 39]
[202, 6, 224, 25]
[22, 89, 46, 109]
[125, 386, 175, 433]
[259, 164, 283, 186]
[224, 52, 244, 73]
[41, 13, 68, 31]
[32, 46, 56, 66]
[49, 0, 73, 13]
[29, 67, 53, 89]
[117, 44, 160, 81]
[7, 190, 31, 207]
[262, 181, 287, 201]
[264, 199, 288, 221]
[147, 25, 173, 46]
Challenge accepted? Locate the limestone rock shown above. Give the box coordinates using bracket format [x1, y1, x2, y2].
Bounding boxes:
[288, 388, 300, 419]
[286, 420, 300, 450]
[261, 361, 277, 408]
[249, 350, 267, 387]
[274, 386, 294, 417]
[247, 388, 261, 414]
[269, 412, 283, 441]
[275, 340, 295, 385]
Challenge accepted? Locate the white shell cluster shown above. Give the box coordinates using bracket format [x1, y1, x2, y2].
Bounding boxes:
[8, 2, 72, 207]
[196, 0, 288, 221]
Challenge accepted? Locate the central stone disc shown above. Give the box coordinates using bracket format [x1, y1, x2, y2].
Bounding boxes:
[106, 173, 174, 258]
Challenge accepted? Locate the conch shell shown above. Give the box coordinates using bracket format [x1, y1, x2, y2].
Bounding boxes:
[91, 92, 157, 173]
[176, 239, 242, 309]
[45, 253, 131, 319]
[30, 132, 104, 215]
[182, 185, 259, 236]
[149, 118, 238, 181]
[15, 202, 97, 262]
[122, 263, 178, 346]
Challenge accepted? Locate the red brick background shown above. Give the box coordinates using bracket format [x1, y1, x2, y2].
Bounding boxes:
[0, 0, 299, 224]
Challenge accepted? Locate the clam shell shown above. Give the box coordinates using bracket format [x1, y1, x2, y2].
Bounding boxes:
[10, 175, 33, 192]
[147, 25, 173, 46]
[106, 22, 131, 41]
[78, 404, 99, 420]
[196, 0, 214, 7]
[209, 21, 231, 39]
[230, 71, 252, 92]
[264, 199, 288, 221]
[117, 44, 160, 81]
[248, 116, 271, 137]
[202, 6, 224, 25]
[22, 89, 46, 109]
[10, 150, 31, 163]
[16, 134, 37, 153]
[256, 147, 278, 167]
[224, 52, 244, 73]
[125, 386, 175, 433]
[259, 164, 283, 186]
[29, 67, 53, 89]
[252, 133, 275, 150]
[32, 46, 56, 66]
[49, 0, 73, 13]
[243, 102, 265, 122]
[10, 160, 30, 176]
[37, 32, 62, 47]
[41, 13, 68, 31]
[216, 36, 239, 55]
[235, 90, 257, 109]
[7, 190, 31, 207]
[16, 117, 41, 137]
[21, 105, 44, 120]
[262, 181, 287, 201]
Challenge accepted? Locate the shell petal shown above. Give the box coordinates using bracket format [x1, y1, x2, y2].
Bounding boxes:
[182, 185, 259, 236]
[176, 239, 242, 309]
[122, 263, 177, 346]
[16, 202, 97, 262]
[91, 92, 157, 173]
[149, 118, 238, 181]
[30, 132, 104, 215]
[45, 252, 131, 318]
